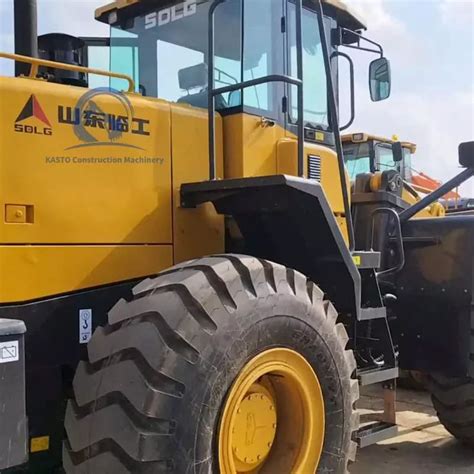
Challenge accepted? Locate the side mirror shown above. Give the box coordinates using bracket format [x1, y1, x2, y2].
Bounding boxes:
[459, 141, 474, 168]
[392, 141, 403, 163]
[369, 57, 391, 102]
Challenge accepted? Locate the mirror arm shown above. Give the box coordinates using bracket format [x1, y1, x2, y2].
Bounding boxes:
[341, 28, 384, 57]
[399, 167, 474, 222]
[332, 51, 355, 131]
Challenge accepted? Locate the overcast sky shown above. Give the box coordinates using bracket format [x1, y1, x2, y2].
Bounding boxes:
[0, 0, 473, 195]
[346, 0, 474, 195]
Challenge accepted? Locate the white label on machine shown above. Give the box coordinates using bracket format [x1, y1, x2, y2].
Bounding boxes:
[79, 309, 92, 344]
[0, 340, 19, 364]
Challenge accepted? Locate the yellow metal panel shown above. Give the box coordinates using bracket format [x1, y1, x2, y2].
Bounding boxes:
[400, 187, 437, 219]
[95, 0, 366, 31]
[96, 0, 140, 20]
[277, 139, 347, 213]
[315, 141, 349, 216]
[276, 138, 297, 175]
[223, 114, 244, 178]
[0, 77, 172, 245]
[171, 103, 225, 263]
[223, 116, 350, 243]
[0, 245, 173, 303]
[277, 138, 349, 244]
[223, 114, 348, 226]
[335, 214, 349, 244]
[223, 114, 286, 179]
[5, 205, 29, 224]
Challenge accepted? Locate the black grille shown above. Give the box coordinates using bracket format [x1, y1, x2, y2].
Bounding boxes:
[308, 155, 321, 181]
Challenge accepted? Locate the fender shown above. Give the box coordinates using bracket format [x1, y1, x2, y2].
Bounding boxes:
[181, 174, 362, 318]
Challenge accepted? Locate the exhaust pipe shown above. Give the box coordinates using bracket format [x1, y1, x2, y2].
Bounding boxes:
[14, 0, 38, 76]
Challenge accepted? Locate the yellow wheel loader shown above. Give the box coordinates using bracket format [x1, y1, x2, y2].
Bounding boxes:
[343, 132, 446, 218]
[0, 1, 473, 473]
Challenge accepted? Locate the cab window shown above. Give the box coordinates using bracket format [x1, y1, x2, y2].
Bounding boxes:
[344, 142, 372, 180]
[288, 4, 330, 128]
[109, 1, 242, 107]
[375, 143, 398, 172]
[401, 148, 413, 180]
[108, 0, 285, 116]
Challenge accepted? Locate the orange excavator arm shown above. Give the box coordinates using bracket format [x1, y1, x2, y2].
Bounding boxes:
[411, 172, 461, 200]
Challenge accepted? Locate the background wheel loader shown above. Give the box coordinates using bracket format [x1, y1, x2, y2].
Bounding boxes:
[0, 0, 473, 473]
[343, 132, 469, 214]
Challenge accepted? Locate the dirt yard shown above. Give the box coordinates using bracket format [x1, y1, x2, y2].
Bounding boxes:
[352, 386, 474, 473]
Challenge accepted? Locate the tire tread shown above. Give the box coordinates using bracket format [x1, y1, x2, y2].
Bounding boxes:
[65, 255, 359, 472]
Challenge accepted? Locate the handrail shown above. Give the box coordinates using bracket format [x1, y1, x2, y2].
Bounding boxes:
[212, 75, 302, 96]
[208, 0, 305, 180]
[371, 208, 405, 276]
[333, 51, 355, 131]
[0, 51, 136, 93]
[316, 0, 356, 251]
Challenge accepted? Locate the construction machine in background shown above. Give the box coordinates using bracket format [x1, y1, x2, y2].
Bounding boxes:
[343, 132, 446, 218]
[444, 197, 474, 214]
[343, 133, 416, 183]
[0, 0, 473, 473]
[343, 132, 465, 210]
[343, 132, 454, 391]
[411, 172, 461, 200]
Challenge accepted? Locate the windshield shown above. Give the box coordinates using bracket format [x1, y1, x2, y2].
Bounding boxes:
[108, 0, 287, 115]
[288, 5, 333, 128]
[109, 1, 241, 106]
[108, 0, 332, 128]
[344, 141, 409, 181]
[376, 143, 398, 172]
[343, 142, 372, 180]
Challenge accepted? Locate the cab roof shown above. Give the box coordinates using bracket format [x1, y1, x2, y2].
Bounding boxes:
[342, 132, 417, 153]
[323, 0, 366, 31]
[95, 0, 366, 31]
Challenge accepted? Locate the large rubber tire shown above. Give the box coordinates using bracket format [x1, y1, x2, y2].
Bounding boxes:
[64, 255, 359, 473]
[429, 374, 474, 447]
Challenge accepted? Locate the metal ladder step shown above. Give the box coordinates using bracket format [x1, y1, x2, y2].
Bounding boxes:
[352, 251, 381, 269]
[358, 367, 399, 386]
[359, 307, 387, 320]
[356, 421, 398, 448]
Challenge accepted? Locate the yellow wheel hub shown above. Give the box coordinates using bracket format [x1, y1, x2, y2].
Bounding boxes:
[219, 348, 325, 473]
[232, 392, 277, 471]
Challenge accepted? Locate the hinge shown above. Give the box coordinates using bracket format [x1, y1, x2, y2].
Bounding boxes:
[332, 27, 343, 46]
[282, 96, 288, 114]
[281, 16, 286, 33]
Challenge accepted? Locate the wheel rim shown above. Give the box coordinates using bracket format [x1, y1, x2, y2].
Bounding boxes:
[218, 348, 325, 473]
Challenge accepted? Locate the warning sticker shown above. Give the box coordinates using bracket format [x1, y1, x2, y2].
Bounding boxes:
[31, 436, 50, 453]
[0, 340, 19, 364]
[79, 309, 92, 344]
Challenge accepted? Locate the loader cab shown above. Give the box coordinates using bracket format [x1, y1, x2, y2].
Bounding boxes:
[95, 0, 388, 144]
[95, 0, 391, 245]
[97, 1, 337, 125]
[343, 133, 416, 182]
